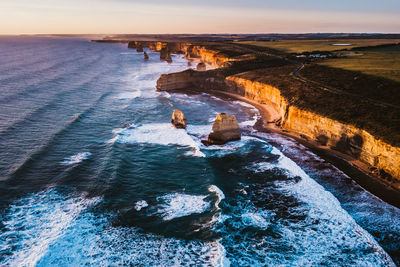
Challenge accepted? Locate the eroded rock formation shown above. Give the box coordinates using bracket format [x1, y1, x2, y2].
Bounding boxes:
[226, 75, 400, 181]
[136, 43, 143, 52]
[149, 40, 400, 182]
[165, 54, 172, 63]
[196, 62, 206, 71]
[160, 47, 170, 60]
[204, 113, 241, 145]
[157, 69, 228, 92]
[128, 41, 136, 49]
[171, 109, 187, 129]
[156, 55, 400, 182]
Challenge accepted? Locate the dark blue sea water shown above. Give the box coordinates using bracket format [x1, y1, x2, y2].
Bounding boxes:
[0, 37, 399, 266]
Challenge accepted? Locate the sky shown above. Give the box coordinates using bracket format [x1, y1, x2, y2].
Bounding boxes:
[0, 0, 399, 34]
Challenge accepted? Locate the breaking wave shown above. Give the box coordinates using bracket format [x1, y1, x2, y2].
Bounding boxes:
[112, 123, 205, 157]
[61, 152, 92, 165]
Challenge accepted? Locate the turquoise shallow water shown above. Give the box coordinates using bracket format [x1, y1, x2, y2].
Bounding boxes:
[0, 37, 399, 266]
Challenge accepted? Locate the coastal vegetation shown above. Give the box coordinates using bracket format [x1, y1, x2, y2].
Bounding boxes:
[222, 41, 400, 146]
[318, 44, 400, 82]
[238, 39, 400, 53]
[150, 37, 400, 185]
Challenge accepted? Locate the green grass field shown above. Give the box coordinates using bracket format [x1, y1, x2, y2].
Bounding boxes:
[319, 45, 400, 82]
[238, 39, 400, 53]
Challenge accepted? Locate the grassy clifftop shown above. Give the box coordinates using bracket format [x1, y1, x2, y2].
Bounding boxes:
[192, 41, 400, 146]
[230, 65, 400, 146]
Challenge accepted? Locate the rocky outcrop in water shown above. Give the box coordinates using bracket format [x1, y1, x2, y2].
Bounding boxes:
[128, 41, 136, 49]
[204, 113, 241, 145]
[171, 109, 187, 129]
[144, 52, 149, 60]
[196, 62, 206, 71]
[136, 43, 143, 52]
[160, 47, 170, 60]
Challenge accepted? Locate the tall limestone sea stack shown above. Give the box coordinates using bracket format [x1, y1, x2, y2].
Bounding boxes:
[136, 43, 143, 52]
[160, 47, 173, 63]
[127, 41, 136, 49]
[204, 113, 241, 145]
[160, 47, 170, 60]
[171, 109, 187, 129]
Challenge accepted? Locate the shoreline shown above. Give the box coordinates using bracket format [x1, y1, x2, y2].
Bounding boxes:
[174, 88, 400, 208]
[117, 39, 400, 208]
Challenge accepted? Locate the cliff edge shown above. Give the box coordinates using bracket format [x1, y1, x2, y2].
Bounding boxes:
[151, 41, 400, 188]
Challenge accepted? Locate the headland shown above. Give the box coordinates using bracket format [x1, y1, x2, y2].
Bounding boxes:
[93, 34, 400, 206]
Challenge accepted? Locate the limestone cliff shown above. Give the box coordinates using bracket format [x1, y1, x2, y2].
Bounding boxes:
[157, 69, 227, 92]
[156, 56, 400, 183]
[225, 75, 400, 181]
[130, 41, 233, 68]
[132, 40, 399, 183]
[284, 106, 400, 179]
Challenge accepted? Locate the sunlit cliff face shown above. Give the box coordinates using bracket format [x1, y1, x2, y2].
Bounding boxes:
[152, 42, 400, 183]
[1, 0, 400, 34]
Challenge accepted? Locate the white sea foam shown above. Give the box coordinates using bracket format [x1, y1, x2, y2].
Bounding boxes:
[134, 200, 149, 211]
[156, 193, 210, 221]
[61, 152, 92, 165]
[232, 100, 257, 110]
[200, 136, 268, 158]
[254, 147, 396, 265]
[208, 185, 225, 200]
[170, 94, 208, 107]
[0, 189, 229, 266]
[239, 113, 259, 127]
[186, 124, 212, 138]
[158, 91, 170, 98]
[208, 185, 225, 209]
[61, 224, 229, 266]
[114, 123, 205, 157]
[241, 211, 270, 230]
[1, 189, 100, 267]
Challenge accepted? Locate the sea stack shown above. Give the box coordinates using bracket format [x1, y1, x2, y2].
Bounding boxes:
[160, 47, 169, 60]
[165, 54, 173, 63]
[196, 62, 206, 71]
[136, 43, 143, 52]
[171, 109, 187, 129]
[127, 41, 136, 49]
[204, 113, 241, 145]
[144, 52, 149, 60]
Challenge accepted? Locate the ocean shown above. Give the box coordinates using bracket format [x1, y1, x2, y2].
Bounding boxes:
[0, 36, 399, 266]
